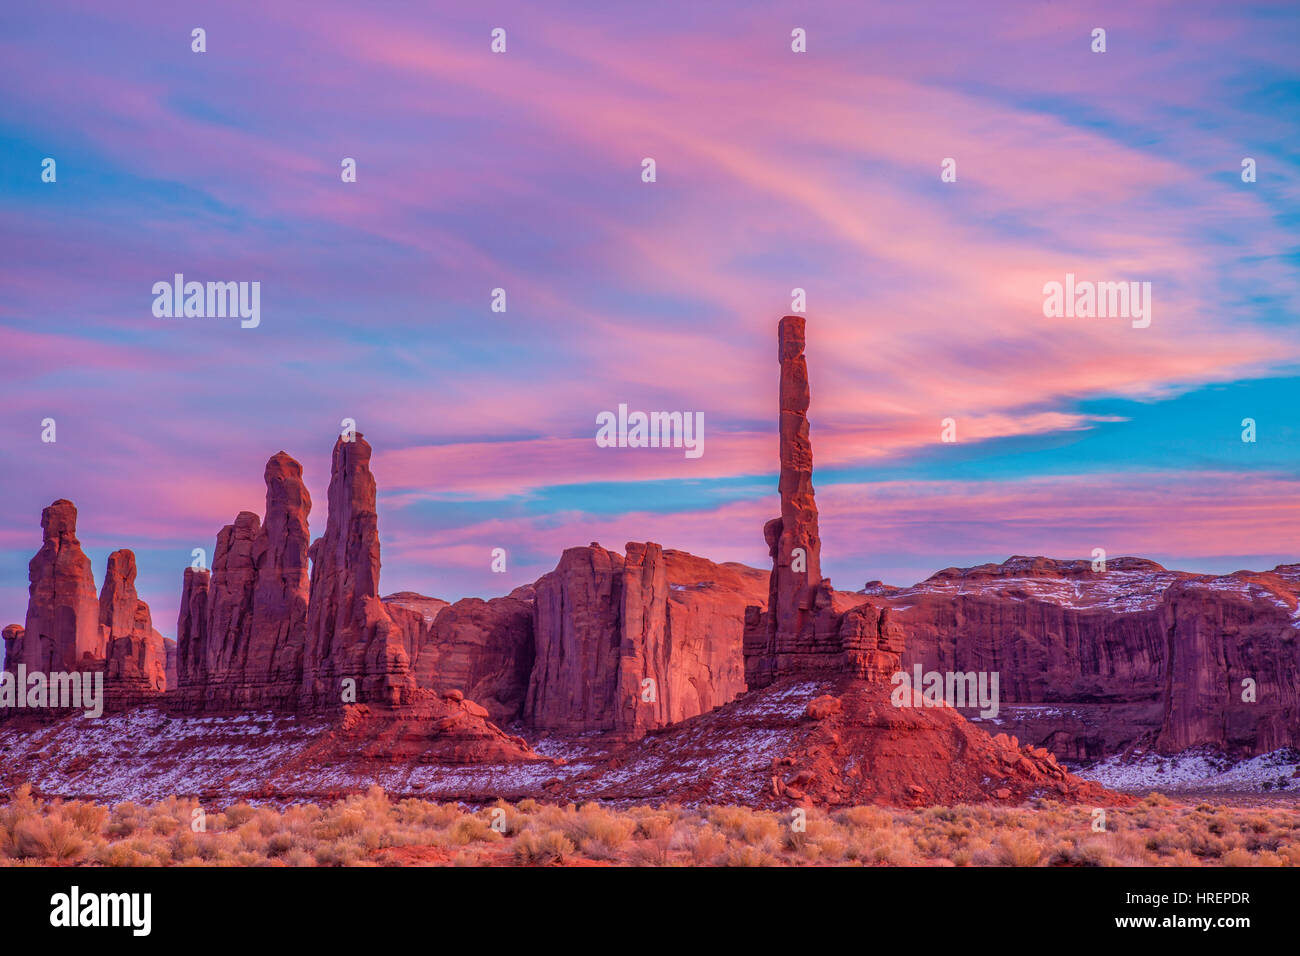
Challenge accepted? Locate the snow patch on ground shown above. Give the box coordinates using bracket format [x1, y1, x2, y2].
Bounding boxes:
[1075, 747, 1300, 793]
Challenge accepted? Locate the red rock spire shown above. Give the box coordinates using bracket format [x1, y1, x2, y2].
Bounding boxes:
[248, 451, 312, 706]
[745, 317, 845, 688]
[100, 549, 168, 700]
[22, 500, 102, 673]
[302, 434, 415, 708]
[177, 452, 312, 710]
[773, 315, 824, 645]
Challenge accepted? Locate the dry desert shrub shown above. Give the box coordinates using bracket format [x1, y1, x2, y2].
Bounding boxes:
[683, 823, 729, 864]
[512, 829, 574, 865]
[3, 783, 1300, 867]
[12, 816, 86, 862]
[720, 841, 782, 866]
[564, 803, 633, 860]
[449, 815, 501, 845]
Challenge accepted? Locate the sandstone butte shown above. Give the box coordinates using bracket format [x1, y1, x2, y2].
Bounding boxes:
[1, 316, 1296, 805]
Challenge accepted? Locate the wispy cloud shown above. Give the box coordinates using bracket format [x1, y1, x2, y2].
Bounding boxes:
[0, 0, 1296, 630]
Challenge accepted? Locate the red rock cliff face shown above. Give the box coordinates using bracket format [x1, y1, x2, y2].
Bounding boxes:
[175, 567, 211, 696]
[99, 549, 167, 702]
[837, 601, 908, 682]
[524, 542, 758, 735]
[526, 544, 624, 732]
[615, 542, 669, 733]
[20, 500, 102, 673]
[414, 596, 534, 726]
[659, 548, 760, 723]
[302, 435, 415, 710]
[383, 592, 450, 627]
[163, 637, 177, 691]
[380, 593, 444, 669]
[884, 557, 1300, 758]
[1156, 569, 1300, 753]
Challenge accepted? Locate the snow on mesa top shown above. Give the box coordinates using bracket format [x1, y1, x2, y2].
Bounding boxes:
[873, 555, 1300, 760]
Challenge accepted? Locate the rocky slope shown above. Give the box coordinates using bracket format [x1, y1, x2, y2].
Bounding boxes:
[539, 676, 1119, 808]
[0, 691, 543, 805]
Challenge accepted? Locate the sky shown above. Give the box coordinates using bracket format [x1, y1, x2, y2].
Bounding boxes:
[1, 0, 1298, 635]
